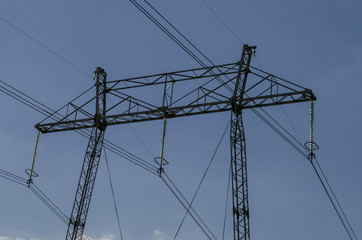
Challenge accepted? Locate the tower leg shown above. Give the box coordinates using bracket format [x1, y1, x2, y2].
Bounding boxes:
[66, 67, 107, 240]
[230, 44, 255, 240]
[65, 127, 105, 240]
[230, 112, 250, 240]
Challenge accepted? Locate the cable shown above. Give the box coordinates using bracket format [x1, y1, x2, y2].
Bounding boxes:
[0, 79, 159, 175]
[105, 84, 219, 239]
[281, 106, 302, 143]
[31, 183, 69, 221]
[129, 0, 234, 93]
[307, 102, 358, 240]
[250, 107, 309, 158]
[199, 0, 263, 74]
[314, 159, 358, 240]
[0, 168, 69, 224]
[143, 0, 229, 71]
[0, 168, 94, 240]
[161, 174, 216, 240]
[172, 121, 229, 240]
[310, 158, 357, 240]
[257, 106, 306, 151]
[29, 184, 69, 225]
[0, 169, 28, 187]
[30, 184, 93, 240]
[222, 164, 231, 240]
[198, 1, 306, 152]
[104, 97, 158, 175]
[127, 124, 155, 158]
[251, 101, 358, 239]
[247, 98, 359, 239]
[132, 0, 309, 161]
[200, 0, 244, 44]
[104, 148, 124, 240]
[0, 16, 93, 79]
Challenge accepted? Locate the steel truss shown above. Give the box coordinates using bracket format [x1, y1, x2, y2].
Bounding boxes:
[35, 45, 316, 240]
[65, 68, 107, 240]
[229, 44, 255, 240]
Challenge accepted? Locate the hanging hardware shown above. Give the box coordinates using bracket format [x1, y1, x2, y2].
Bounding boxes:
[154, 115, 169, 176]
[25, 131, 40, 186]
[305, 100, 319, 161]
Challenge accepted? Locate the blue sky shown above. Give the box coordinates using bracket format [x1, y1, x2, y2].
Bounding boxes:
[0, 1, 361, 240]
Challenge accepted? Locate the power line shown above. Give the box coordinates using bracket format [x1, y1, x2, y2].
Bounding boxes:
[313, 159, 358, 239]
[130, 1, 308, 161]
[129, 0, 234, 93]
[127, 124, 155, 159]
[0, 16, 93, 80]
[104, 148, 124, 240]
[0, 168, 95, 240]
[161, 174, 217, 240]
[173, 121, 230, 240]
[310, 157, 358, 240]
[199, 0, 306, 149]
[199, 0, 306, 152]
[200, 0, 244, 44]
[281, 106, 302, 143]
[0, 168, 28, 187]
[199, 0, 264, 71]
[0, 168, 68, 223]
[29, 184, 69, 225]
[0, 79, 159, 175]
[130, 0, 311, 163]
[222, 164, 232, 240]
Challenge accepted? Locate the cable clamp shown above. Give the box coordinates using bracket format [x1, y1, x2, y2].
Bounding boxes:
[154, 157, 169, 176]
[25, 169, 38, 186]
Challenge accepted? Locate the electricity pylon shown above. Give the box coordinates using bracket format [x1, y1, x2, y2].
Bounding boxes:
[35, 44, 316, 240]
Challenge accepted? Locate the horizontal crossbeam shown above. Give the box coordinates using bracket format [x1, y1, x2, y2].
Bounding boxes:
[35, 63, 316, 133]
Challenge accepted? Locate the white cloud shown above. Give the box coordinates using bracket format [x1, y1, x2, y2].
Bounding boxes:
[0, 234, 115, 240]
[153, 230, 170, 240]
[0, 237, 40, 240]
[0, 233, 114, 240]
[84, 234, 114, 240]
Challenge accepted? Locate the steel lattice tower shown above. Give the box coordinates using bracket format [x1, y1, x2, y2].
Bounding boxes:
[35, 44, 316, 240]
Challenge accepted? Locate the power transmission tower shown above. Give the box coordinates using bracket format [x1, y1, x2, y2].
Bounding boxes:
[35, 44, 316, 240]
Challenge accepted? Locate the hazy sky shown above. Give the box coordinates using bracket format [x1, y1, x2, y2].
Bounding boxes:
[0, 1, 361, 240]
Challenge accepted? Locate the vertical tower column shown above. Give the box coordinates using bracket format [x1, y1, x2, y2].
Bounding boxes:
[230, 45, 255, 240]
[65, 68, 107, 240]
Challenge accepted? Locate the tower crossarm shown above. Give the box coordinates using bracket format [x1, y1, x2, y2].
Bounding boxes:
[35, 64, 315, 133]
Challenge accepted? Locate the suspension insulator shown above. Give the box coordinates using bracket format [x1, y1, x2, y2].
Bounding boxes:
[26, 131, 41, 185]
[155, 116, 169, 176]
[305, 100, 319, 161]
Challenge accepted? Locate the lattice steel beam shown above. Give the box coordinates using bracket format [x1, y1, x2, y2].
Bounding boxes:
[35, 61, 315, 134]
[65, 68, 107, 240]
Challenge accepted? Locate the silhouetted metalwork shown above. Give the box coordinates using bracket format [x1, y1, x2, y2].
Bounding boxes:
[35, 45, 316, 240]
[64, 68, 107, 240]
[230, 44, 255, 240]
